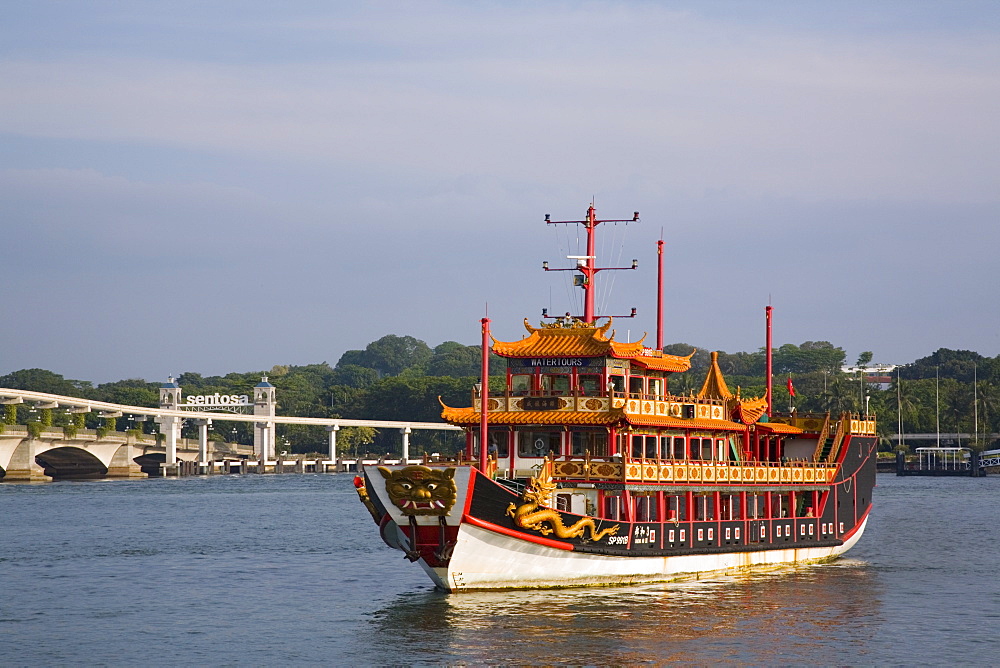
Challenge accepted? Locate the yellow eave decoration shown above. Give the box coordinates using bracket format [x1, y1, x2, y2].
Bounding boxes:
[440, 405, 620, 426]
[625, 415, 747, 432]
[733, 396, 769, 425]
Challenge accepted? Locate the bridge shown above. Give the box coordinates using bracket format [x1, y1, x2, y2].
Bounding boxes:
[981, 449, 1000, 468]
[890, 433, 1000, 445]
[0, 383, 462, 482]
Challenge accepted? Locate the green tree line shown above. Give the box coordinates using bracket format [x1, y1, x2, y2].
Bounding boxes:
[3, 335, 999, 454]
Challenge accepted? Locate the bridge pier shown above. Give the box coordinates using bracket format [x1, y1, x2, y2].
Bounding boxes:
[106, 442, 147, 479]
[4, 438, 52, 482]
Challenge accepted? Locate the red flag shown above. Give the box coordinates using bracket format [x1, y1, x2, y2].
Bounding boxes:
[786, 377, 795, 397]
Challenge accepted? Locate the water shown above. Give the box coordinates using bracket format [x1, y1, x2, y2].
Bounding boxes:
[2, 474, 998, 665]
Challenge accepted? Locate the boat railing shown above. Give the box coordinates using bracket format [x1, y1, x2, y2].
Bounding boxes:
[770, 411, 876, 436]
[550, 456, 839, 485]
[482, 389, 727, 407]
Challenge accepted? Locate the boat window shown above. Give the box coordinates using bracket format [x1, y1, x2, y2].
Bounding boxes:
[628, 376, 644, 398]
[609, 375, 625, 396]
[635, 493, 659, 522]
[689, 437, 701, 460]
[716, 438, 726, 461]
[489, 429, 509, 459]
[571, 429, 608, 457]
[511, 374, 531, 396]
[695, 494, 715, 521]
[578, 374, 602, 396]
[672, 436, 686, 459]
[793, 491, 816, 518]
[666, 494, 688, 521]
[644, 435, 659, 459]
[771, 492, 790, 518]
[747, 493, 765, 519]
[473, 428, 510, 458]
[630, 435, 644, 459]
[541, 374, 570, 395]
[720, 494, 742, 520]
[603, 493, 624, 521]
[648, 378, 663, 399]
[700, 439, 713, 460]
[517, 429, 561, 457]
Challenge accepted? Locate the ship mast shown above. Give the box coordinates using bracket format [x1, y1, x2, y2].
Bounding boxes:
[543, 205, 640, 324]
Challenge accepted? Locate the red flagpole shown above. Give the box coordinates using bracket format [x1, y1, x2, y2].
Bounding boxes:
[479, 317, 490, 472]
[765, 305, 773, 417]
[656, 239, 664, 351]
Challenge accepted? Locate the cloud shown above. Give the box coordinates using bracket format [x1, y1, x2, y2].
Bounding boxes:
[2, 2, 1000, 381]
[2, 5, 1000, 208]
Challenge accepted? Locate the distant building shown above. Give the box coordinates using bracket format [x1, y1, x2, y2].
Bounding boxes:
[841, 363, 897, 387]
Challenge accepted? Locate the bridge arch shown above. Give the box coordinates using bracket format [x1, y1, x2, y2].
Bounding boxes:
[34, 446, 108, 479]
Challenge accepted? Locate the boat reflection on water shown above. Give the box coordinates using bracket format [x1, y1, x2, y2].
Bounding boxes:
[367, 560, 882, 664]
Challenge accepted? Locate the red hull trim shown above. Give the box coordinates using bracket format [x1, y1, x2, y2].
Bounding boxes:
[463, 514, 575, 551]
[842, 505, 871, 542]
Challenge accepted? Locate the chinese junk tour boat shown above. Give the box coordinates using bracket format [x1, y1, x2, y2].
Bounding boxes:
[356, 206, 876, 592]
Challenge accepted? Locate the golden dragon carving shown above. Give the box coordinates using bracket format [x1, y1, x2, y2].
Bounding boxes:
[506, 459, 619, 542]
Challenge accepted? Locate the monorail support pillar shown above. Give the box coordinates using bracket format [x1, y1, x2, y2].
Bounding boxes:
[193, 419, 211, 464]
[326, 425, 339, 468]
[401, 427, 411, 464]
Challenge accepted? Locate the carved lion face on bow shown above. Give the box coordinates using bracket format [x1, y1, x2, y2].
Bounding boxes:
[377, 465, 457, 516]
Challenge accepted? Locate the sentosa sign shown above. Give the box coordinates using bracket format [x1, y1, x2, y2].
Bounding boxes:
[182, 393, 251, 407]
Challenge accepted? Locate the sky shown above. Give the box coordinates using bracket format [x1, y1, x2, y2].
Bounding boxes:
[2, 1, 999, 384]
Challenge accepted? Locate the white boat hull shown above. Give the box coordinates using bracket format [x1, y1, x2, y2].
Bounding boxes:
[420, 515, 869, 592]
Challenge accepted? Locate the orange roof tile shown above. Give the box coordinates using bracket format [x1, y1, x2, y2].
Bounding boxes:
[755, 421, 805, 435]
[629, 350, 693, 372]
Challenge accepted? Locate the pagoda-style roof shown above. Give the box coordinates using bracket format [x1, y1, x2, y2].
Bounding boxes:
[697, 351, 733, 401]
[492, 317, 693, 372]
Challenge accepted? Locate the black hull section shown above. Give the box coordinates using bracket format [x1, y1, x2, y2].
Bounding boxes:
[468, 434, 877, 560]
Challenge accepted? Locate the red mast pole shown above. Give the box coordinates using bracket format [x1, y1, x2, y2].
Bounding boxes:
[765, 305, 773, 417]
[543, 206, 639, 324]
[656, 239, 664, 351]
[583, 205, 597, 323]
[479, 317, 490, 472]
